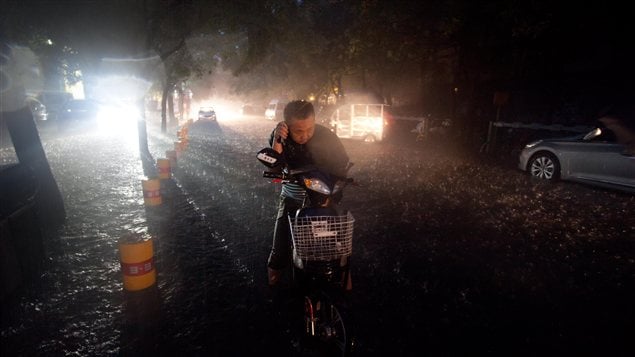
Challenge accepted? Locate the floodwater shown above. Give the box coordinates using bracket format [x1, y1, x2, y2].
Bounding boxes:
[1, 114, 634, 356]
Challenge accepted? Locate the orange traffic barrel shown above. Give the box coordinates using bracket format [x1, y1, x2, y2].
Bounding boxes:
[179, 131, 189, 143]
[166, 150, 177, 169]
[141, 178, 162, 206]
[156, 158, 171, 180]
[178, 125, 189, 139]
[174, 139, 187, 153]
[119, 232, 156, 291]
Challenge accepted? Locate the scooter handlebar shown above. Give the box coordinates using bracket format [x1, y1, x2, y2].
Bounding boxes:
[263, 170, 356, 187]
[263, 171, 284, 179]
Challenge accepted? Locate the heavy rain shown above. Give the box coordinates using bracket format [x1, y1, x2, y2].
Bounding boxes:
[1, 1, 634, 356]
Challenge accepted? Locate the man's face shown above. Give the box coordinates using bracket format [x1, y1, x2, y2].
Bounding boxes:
[287, 115, 315, 144]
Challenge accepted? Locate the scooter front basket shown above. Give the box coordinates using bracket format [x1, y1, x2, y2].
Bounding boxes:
[289, 212, 354, 262]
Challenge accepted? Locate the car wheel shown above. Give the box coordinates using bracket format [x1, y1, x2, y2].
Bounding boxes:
[528, 152, 560, 181]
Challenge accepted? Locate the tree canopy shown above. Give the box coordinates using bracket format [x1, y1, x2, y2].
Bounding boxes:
[2, 0, 633, 124]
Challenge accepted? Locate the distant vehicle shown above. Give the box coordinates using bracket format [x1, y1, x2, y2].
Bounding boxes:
[25, 97, 48, 121]
[329, 103, 392, 143]
[411, 115, 452, 142]
[36, 91, 73, 121]
[518, 126, 635, 192]
[197, 106, 217, 121]
[265, 99, 286, 120]
[57, 99, 100, 130]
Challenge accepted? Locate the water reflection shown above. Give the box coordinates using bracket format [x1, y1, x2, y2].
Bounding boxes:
[120, 285, 163, 356]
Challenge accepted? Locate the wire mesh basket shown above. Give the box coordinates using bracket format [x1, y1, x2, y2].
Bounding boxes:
[288, 212, 354, 261]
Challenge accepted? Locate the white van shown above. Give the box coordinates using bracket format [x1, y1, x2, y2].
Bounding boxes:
[329, 103, 390, 142]
[265, 99, 286, 120]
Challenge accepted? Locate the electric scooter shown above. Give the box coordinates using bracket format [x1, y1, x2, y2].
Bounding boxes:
[257, 147, 356, 356]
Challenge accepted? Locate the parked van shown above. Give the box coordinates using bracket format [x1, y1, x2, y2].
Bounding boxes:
[265, 99, 286, 120]
[329, 103, 391, 142]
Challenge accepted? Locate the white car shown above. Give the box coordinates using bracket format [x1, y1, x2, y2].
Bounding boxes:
[197, 107, 217, 121]
[518, 126, 635, 192]
[26, 97, 48, 121]
[265, 100, 286, 120]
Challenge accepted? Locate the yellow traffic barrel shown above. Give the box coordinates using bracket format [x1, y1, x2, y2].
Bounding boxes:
[119, 232, 156, 291]
[166, 150, 177, 169]
[156, 158, 171, 180]
[141, 178, 161, 206]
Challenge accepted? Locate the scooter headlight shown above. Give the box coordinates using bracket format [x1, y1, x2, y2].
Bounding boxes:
[303, 178, 331, 195]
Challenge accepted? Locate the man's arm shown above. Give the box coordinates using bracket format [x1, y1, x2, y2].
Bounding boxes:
[271, 122, 288, 154]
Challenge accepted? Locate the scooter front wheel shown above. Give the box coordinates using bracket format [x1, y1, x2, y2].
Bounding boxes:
[304, 291, 354, 357]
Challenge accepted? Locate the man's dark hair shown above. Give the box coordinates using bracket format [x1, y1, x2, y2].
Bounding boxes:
[284, 100, 314, 122]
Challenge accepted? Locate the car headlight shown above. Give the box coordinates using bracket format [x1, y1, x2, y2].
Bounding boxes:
[524, 140, 542, 149]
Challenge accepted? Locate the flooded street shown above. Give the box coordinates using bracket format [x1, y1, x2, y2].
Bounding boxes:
[2, 114, 634, 356]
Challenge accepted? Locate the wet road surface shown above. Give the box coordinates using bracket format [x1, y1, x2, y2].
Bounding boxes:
[1, 114, 634, 356]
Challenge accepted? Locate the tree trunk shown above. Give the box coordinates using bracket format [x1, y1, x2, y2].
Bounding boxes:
[161, 83, 169, 133]
[419, 59, 427, 116]
[137, 98, 149, 155]
[168, 90, 176, 128]
[3, 107, 66, 230]
[361, 68, 367, 90]
[178, 90, 184, 123]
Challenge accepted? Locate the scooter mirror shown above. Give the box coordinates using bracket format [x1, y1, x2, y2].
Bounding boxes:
[257, 147, 284, 168]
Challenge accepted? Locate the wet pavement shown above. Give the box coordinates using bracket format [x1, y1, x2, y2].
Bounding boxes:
[1, 118, 290, 356]
[1, 114, 635, 356]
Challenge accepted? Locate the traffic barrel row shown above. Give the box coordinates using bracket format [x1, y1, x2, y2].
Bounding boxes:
[121, 118, 195, 292]
[121, 148, 181, 292]
[177, 120, 192, 142]
[175, 120, 192, 157]
[140, 149, 178, 207]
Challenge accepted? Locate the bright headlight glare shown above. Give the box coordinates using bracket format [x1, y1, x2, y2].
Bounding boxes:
[97, 105, 140, 133]
[98, 106, 139, 123]
[304, 178, 331, 195]
[525, 140, 541, 148]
